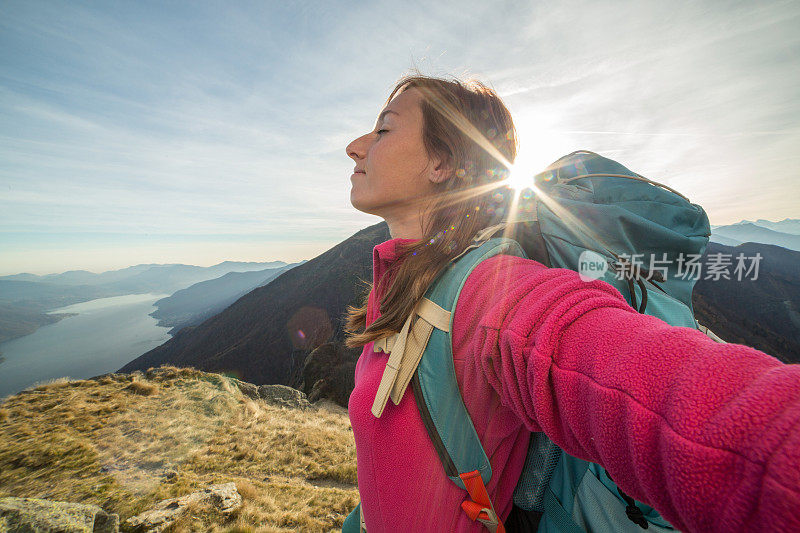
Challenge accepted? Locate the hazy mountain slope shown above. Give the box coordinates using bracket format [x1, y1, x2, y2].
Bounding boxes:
[0, 282, 123, 346]
[0, 261, 287, 287]
[0, 304, 74, 345]
[118, 222, 391, 385]
[749, 218, 800, 235]
[92, 262, 287, 295]
[0, 280, 115, 308]
[708, 234, 742, 247]
[150, 261, 306, 334]
[0, 262, 290, 346]
[692, 242, 800, 362]
[712, 223, 800, 251]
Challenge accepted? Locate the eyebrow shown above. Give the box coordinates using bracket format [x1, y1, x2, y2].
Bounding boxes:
[375, 109, 399, 128]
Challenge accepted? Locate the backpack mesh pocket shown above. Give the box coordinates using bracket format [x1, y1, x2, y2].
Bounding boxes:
[512, 432, 562, 511]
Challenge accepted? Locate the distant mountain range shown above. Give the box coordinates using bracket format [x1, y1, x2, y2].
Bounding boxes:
[119, 223, 390, 387]
[693, 242, 800, 362]
[710, 219, 800, 251]
[119, 221, 799, 409]
[150, 261, 306, 335]
[4, 217, 796, 406]
[0, 260, 289, 346]
[742, 219, 800, 235]
[0, 260, 287, 291]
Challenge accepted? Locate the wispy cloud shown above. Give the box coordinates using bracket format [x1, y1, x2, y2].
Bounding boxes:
[1, 0, 798, 274]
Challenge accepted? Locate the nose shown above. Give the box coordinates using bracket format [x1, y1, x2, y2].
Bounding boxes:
[346, 132, 371, 163]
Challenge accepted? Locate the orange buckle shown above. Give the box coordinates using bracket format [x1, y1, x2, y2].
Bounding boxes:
[459, 470, 505, 533]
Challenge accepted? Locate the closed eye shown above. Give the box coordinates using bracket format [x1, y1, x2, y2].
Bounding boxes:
[376, 129, 388, 135]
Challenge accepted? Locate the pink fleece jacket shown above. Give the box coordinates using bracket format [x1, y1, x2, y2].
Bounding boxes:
[347, 237, 800, 532]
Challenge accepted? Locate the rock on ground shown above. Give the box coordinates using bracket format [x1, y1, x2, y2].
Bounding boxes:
[0, 496, 119, 532]
[255, 384, 311, 410]
[122, 482, 241, 533]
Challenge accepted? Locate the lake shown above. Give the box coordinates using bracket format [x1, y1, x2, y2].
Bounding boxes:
[0, 293, 172, 400]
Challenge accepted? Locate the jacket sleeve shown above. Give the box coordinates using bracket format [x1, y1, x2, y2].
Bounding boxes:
[454, 254, 800, 533]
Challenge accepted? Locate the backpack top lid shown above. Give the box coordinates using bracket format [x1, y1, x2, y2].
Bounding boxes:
[529, 150, 710, 319]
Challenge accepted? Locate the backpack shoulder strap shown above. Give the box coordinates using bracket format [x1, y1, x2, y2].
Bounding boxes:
[409, 237, 526, 532]
[413, 235, 527, 488]
[370, 296, 454, 417]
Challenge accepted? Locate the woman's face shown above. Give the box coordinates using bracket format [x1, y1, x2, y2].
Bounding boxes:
[346, 86, 446, 225]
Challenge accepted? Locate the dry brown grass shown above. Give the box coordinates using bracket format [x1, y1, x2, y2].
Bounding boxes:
[0, 365, 359, 532]
[123, 380, 158, 396]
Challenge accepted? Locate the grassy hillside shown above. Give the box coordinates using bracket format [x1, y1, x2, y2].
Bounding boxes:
[0, 365, 358, 532]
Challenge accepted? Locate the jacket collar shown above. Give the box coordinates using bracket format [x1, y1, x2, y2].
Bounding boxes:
[369, 237, 417, 323]
[372, 237, 418, 285]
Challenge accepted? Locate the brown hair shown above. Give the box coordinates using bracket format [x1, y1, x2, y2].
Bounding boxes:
[344, 72, 518, 349]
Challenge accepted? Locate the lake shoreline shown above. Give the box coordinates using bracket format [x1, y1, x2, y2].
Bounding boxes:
[0, 293, 173, 399]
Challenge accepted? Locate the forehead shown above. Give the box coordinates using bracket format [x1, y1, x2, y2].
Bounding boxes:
[377, 86, 423, 124]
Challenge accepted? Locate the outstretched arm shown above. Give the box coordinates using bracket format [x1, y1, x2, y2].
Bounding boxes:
[454, 254, 800, 532]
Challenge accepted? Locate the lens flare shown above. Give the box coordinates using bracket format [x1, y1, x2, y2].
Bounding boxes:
[504, 156, 537, 192]
[405, 87, 619, 260]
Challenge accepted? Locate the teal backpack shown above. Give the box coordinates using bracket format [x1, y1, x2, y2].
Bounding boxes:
[344, 150, 719, 532]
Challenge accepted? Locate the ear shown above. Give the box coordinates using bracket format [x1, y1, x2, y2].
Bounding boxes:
[428, 156, 453, 184]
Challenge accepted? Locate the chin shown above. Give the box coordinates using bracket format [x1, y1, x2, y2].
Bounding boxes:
[350, 191, 372, 214]
[350, 188, 394, 217]
[350, 197, 381, 217]
[349, 193, 370, 214]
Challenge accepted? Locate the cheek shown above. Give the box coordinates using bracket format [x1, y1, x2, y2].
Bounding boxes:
[373, 144, 425, 185]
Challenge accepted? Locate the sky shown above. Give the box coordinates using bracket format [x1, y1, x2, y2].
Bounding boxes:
[1, 0, 798, 276]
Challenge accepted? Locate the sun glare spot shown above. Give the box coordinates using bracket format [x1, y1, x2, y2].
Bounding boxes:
[503, 108, 571, 193]
[504, 152, 538, 192]
[506, 166, 535, 191]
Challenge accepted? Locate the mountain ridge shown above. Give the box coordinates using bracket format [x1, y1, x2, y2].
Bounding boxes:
[118, 222, 391, 386]
[150, 261, 307, 335]
[711, 222, 800, 251]
[0, 261, 294, 348]
[120, 222, 798, 410]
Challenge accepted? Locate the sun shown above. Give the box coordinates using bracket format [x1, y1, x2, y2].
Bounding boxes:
[504, 152, 538, 192]
[506, 165, 535, 191]
[500, 108, 566, 192]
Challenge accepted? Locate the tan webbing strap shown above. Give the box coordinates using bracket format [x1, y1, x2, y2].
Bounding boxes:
[416, 297, 451, 332]
[478, 507, 500, 532]
[371, 309, 415, 417]
[473, 222, 509, 243]
[372, 333, 395, 354]
[359, 503, 366, 532]
[370, 298, 452, 417]
[387, 317, 434, 407]
[697, 321, 726, 343]
[372, 298, 451, 354]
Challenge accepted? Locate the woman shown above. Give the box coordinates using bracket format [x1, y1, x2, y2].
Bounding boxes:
[343, 73, 800, 532]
